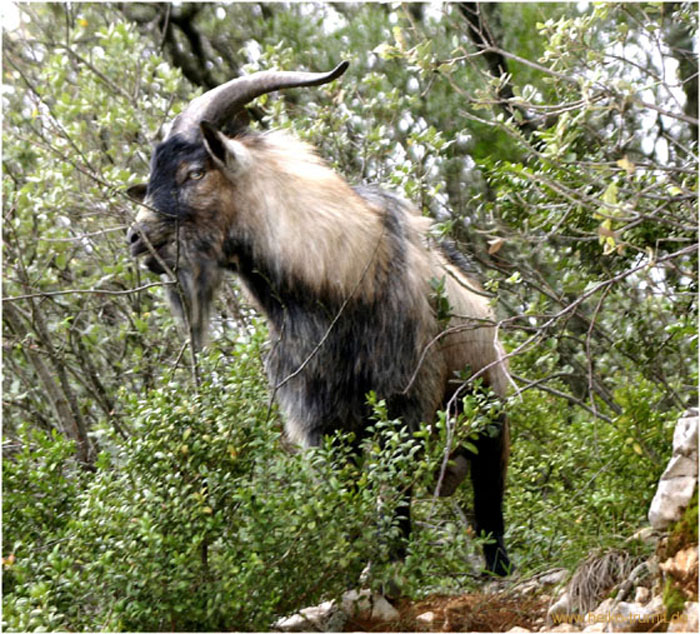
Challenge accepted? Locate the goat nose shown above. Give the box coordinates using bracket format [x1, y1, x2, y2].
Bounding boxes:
[126, 225, 140, 246]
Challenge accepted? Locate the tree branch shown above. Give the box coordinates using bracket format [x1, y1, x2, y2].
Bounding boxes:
[458, 2, 540, 135]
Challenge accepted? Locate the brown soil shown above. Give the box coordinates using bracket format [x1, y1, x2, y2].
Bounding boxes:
[344, 592, 550, 632]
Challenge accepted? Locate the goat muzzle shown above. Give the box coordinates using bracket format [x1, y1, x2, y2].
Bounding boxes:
[127, 222, 169, 274]
[126, 223, 148, 257]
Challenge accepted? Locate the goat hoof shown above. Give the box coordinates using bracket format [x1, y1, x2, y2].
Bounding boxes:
[483, 540, 514, 577]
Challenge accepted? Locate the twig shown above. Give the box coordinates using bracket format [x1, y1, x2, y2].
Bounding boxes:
[4, 282, 172, 302]
[510, 373, 614, 424]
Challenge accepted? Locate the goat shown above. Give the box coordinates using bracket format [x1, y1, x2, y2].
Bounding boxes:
[126, 62, 512, 576]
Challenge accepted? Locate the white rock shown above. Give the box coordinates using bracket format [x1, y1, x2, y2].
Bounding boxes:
[673, 413, 698, 455]
[339, 590, 399, 622]
[323, 607, 348, 632]
[274, 614, 309, 632]
[648, 414, 698, 529]
[649, 474, 698, 528]
[273, 600, 344, 632]
[664, 454, 698, 479]
[644, 595, 666, 628]
[540, 569, 569, 586]
[416, 611, 436, 624]
[506, 627, 532, 633]
[628, 527, 658, 544]
[607, 601, 640, 632]
[581, 623, 607, 632]
[340, 588, 373, 617]
[549, 624, 581, 632]
[634, 586, 650, 605]
[514, 580, 540, 596]
[584, 597, 615, 629]
[371, 594, 400, 621]
[591, 598, 615, 615]
[608, 596, 665, 633]
[548, 592, 573, 625]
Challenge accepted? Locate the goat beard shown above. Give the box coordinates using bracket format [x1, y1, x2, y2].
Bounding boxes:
[163, 254, 222, 352]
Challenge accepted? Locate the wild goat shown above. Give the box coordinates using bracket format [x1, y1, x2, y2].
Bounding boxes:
[126, 62, 512, 576]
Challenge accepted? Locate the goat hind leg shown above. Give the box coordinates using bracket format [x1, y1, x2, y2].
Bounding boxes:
[470, 414, 512, 576]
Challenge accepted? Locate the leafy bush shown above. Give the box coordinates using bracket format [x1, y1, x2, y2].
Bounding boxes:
[4, 329, 453, 631]
[3, 2, 696, 631]
[2, 427, 82, 631]
[504, 376, 677, 572]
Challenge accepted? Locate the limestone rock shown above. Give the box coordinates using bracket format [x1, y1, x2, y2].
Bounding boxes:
[549, 623, 581, 632]
[513, 579, 541, 597]
[416, 610, 435, 622]
[607, 596, 665, 632]
[648, 412, 698, 529]
[651, 473, 697, 527]
[540, 569, 569, 586]
[273, 600, 344, 632]
[591, 597, 615, 615]
[580, 623, 607, 632]
[673, 411, 698, 455]
[634, 586, 650, 605]
[516, 568, 569, 601]
[370, 594, 400, 621]
[274, 589, 400, 631]
[548, 591, 573, 625]
[659, 546, 698, 587]
[517, 567, 568, 597]
[340, 589, 400, 622]
[649, 411, 698, 529]
[416, 610, 436, 625]
[627, 527, 658, 545]
[579, 598, 615, 630]
[339, 588, 373, 617]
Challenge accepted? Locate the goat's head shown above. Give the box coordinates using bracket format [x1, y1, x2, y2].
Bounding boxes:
[126, 62, 349, 349]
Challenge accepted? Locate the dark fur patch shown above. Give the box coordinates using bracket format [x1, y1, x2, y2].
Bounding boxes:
[439, 239, 475, 273]
[226, 192, 432, 444]
[147, 135, 209, 220]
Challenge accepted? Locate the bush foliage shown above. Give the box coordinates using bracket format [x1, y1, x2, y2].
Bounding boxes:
[3, 3, 696, 631]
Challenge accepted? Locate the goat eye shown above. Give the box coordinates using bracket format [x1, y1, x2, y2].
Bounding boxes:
[188, 169, 204, 181]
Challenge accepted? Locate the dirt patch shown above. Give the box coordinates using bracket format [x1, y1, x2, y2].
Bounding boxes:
[345, 592, 549, 632]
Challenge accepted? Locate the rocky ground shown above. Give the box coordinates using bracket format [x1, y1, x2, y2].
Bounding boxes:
[275, 410, 698, 633]
[339, 576, 558, 632]
[277, 544, 697, 632]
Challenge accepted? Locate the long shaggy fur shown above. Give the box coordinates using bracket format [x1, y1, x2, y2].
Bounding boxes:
[214, 132, 507, 445]
[129, 125, 512, 574]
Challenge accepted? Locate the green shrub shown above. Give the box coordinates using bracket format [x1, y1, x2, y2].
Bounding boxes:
[3, 427, 80, 630]
[504, 376, 678, 572]
[3, 332, 685, 630]
[3, 330, 450, 631]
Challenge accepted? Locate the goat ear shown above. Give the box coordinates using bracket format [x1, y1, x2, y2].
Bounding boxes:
[200, 121, 228, 165]
[200, 121, 250, 174]
[127, 183, 147, 202]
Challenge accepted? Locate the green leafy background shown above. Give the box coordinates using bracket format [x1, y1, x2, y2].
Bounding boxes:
[3, 3, 696, 631]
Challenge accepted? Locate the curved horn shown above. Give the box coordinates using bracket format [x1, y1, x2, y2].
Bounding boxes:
[168, 61, 349, 141]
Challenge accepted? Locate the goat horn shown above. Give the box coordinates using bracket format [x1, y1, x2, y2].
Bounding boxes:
[168, 61, 349, 141]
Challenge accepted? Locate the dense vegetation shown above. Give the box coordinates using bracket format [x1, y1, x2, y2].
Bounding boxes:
[3, 3, 697, 631]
